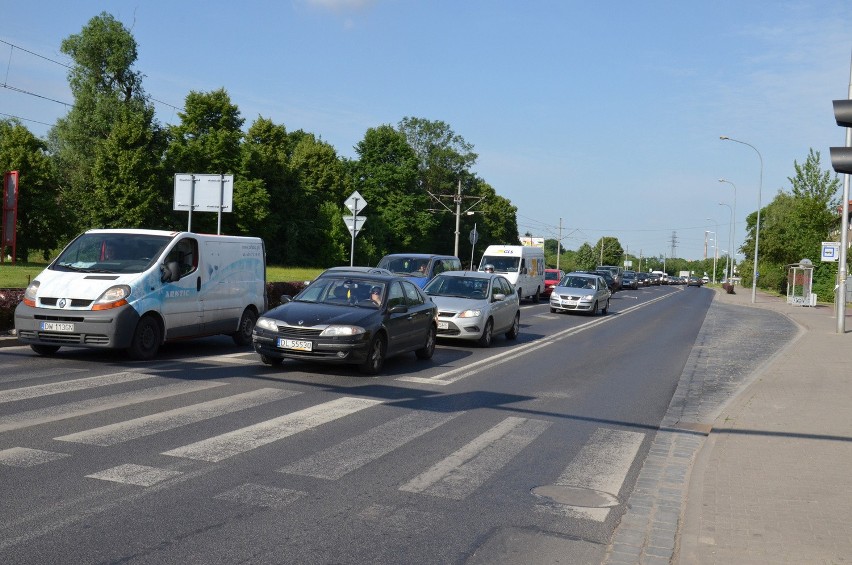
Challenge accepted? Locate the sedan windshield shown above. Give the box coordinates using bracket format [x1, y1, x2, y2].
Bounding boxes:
[424, 275, 489, 300]
[296, 278, 385, 308]
[560, 277, 596, 289]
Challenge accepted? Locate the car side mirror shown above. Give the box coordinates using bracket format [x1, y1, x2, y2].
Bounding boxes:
[493, 293, 506, 301]
[389, 304, 409, 314]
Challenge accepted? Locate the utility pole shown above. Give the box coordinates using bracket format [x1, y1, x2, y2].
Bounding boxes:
[427, 179, 485, 257]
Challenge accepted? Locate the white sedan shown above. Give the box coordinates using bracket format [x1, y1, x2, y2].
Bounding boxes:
[424, 271, 520, 347]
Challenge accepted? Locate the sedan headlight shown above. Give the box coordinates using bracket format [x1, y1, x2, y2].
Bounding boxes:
[582, 294, 595, 300]
[255, 317, 279, 331]
[457, 309, 483, 318]
[320, 325, 366, 337]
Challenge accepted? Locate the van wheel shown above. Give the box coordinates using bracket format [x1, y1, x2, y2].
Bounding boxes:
[31, 344, 60, 356]
[359, 334, 386, 375]
[127, 316, 161, 360]
[415, 325, 436, 360]
[533, 287, 540, 302]
[232, 308, 258, 346]
[505, 312, 520, 340]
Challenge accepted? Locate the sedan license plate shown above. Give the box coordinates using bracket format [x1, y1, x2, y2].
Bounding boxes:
[437, 321, 449, 330]
[40, 322, 74, 332]
[278, 338, 313, 351]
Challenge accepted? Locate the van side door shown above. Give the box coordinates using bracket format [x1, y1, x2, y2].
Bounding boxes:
[160, 237, 202, 339]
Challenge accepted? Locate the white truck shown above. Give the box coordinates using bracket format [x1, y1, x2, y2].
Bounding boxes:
[478, 244, 546, 302]
[15, 229, 266, 359]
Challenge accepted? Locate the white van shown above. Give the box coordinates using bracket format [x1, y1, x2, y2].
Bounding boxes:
[478, 244, 546, 302]
[15, 229, 266, 359]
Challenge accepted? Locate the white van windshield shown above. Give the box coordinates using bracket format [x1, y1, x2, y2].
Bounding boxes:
[479, 256, 519, 273]
[52, 233, 172, 274]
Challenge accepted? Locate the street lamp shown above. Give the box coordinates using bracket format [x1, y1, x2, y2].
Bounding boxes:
[719, 202, 733, 281]
[718, 178, 737, 278]
[720, 137, 763, 303]
[706, 221, 718, 283]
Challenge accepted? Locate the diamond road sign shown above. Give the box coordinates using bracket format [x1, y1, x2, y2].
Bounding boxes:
[343, 215, 367, 236]
[344, 191, 367, 214]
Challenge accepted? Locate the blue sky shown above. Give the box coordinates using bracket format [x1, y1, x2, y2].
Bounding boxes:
[2, 0, 851, 261]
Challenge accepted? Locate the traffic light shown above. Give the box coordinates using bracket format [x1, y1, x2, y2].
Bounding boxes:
[830, 99, 852, 174]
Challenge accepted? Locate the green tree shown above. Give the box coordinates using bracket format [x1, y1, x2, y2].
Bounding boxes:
[50, 12, 165, 233]
[165, 88, 245, 234]
[353, 125, 433, 264]
[575, 242, 597, 271]
[740, 149, 841, 296]
[595, 237, 624, 267]
[0, 119, 65, 259]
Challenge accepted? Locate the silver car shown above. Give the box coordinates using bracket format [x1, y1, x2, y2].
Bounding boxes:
[424, 271, 520, 347]
[549, 272, 611, 315]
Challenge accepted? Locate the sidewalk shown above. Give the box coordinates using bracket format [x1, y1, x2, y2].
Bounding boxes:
[677, 288, 852, 563]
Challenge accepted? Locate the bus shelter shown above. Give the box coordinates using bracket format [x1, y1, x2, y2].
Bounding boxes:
[786, 260, 816, 306]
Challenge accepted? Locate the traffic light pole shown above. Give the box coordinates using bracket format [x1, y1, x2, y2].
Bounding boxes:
[836, 54, 851, 333]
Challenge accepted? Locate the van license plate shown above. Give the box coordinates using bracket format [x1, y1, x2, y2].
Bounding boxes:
[278, 338, 312, 351]
[41, 322, 75, 332]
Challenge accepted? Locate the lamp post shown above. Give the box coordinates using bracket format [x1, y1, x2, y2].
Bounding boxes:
[706, 223, 718, 283]
[719, 202, 733, 281]
[718, 178, 737, 278]
[720, 137, 763, 303]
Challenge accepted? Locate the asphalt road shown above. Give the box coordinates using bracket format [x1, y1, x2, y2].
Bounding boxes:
[0, 285, 721, 564]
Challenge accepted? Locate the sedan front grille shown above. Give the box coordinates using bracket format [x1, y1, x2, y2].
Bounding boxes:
[275, 325, 323, 338]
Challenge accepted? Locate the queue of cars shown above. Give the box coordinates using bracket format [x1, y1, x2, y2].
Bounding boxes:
[249, 258, 698, 375]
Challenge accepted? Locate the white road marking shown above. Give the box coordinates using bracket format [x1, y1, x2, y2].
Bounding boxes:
[400, 416, 551, 500]
[0, 381, 226, 433]
[400, 292, 675, 386]
[279, 409, 462, 480]
[0, 372, 155, 404]
[86, 463, 183, 487]
[55, 388, 299, 446]
[0, 447, 70, 467]
[537, 427, 645, 522]
[162, 396, 382, 463]
[214, 483, 306, 508]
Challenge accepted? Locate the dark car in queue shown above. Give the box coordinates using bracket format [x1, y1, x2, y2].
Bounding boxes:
[252, 273, 437, 374]
[424, 271, 520, 347]
[621, 270, 639, 290]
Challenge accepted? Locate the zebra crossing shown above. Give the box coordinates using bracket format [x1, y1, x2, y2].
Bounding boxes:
[0, 365, 647, 522]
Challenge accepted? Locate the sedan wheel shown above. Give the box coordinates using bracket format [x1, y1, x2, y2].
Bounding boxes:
[505, 312, 520, 340]
[415, 325, 436, 360]
[589, 301, 599, 316]
[477, 319, 494, 348]
[260, 354, 283, 366]
[359, 334, 386, 375]
[601, 299, 609, 315]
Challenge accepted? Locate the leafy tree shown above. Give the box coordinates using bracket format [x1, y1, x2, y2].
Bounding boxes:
[575, 242, 597, 271]
[165, 88, 245, 234]
[595, 237, 624, 267]
[50, 12, 164, 233]
[0, 119, 65, 259]
[739, 149, 842, 297]
[353, 125, 433, 263]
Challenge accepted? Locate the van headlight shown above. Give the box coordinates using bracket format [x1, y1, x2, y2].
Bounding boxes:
[92, 285, 131, 311]
[23, 281, 40, 307]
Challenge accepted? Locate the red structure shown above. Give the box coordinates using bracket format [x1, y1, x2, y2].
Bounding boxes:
[2, 170, 19, 264]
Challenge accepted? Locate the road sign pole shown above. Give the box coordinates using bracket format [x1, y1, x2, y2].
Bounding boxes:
[350, 200, 359, 266]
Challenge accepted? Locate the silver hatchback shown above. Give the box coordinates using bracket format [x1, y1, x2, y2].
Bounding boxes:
[549, 272, 611, 315]
[424, 271, 520, 347]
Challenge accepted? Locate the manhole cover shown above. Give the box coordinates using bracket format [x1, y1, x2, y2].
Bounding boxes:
[531, 485, 619, 508]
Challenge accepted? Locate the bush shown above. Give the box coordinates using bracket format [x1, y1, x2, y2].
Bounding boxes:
[0, 289, 24, 332]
